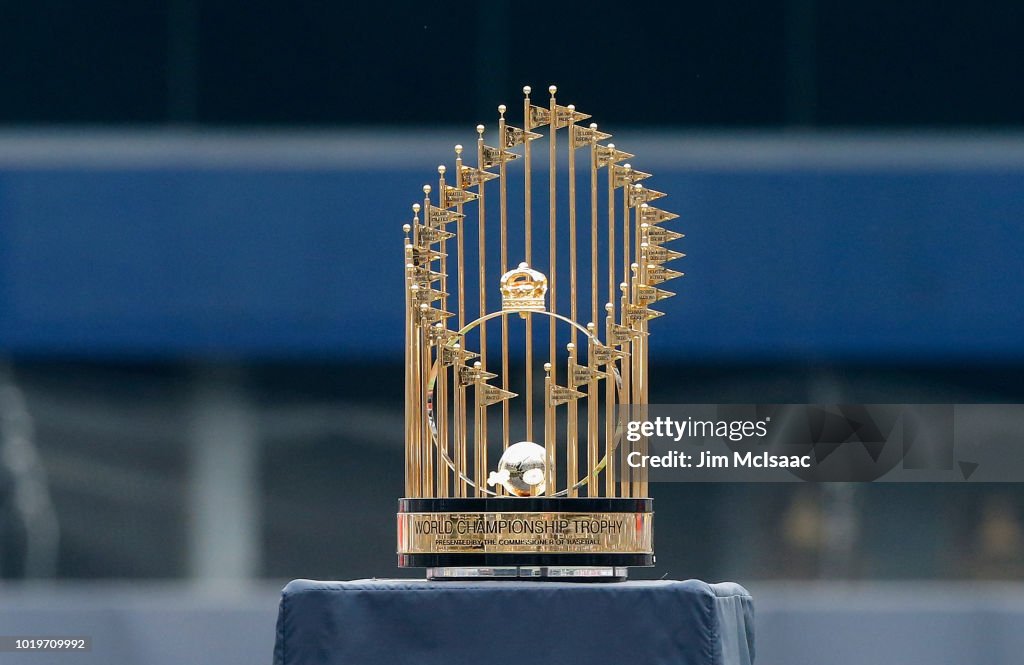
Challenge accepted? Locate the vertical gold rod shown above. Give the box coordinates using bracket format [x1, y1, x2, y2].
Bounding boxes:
[474, 376, 483, 497]
[548, 87, 559, 494]
[619, 288, 632, 499]
[459, 372, 468, 496]
[437, 341, 449, 497]
[631, 198, 642, 498]
[636, 200, 649, 499]
[565, 344, 578, 497]
[403, 227, 413, 498]
[588, 130, 600, 497]
[453, 150, 467, 497]
[606, 150, 617, 498]
[498, 106, 510, 453]
[548, 86, 558, 394]
[453, 342, 466, 497]
[622, 167, 631, 291]
[586, 327, 599, 497]
[543, 363, 555, 495]
[413, 191, 431, 499]
[420, 323, 433, 497]
[475, 127, 488, 493]
[455, 150, 466, 333]
[604, 307, 616, 497]
[628, 195, 641, 499]
[607, 148, 617, 319]
[523, 87, 534, 441]
[435, 205, 450, 497]
[566, 109, 578, 497]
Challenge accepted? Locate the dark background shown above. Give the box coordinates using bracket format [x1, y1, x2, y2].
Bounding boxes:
[2, 1, 1022, 127]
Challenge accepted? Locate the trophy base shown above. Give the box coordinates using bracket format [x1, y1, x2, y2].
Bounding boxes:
[397, 497, 654, 580]
[427, 566, 630, 582]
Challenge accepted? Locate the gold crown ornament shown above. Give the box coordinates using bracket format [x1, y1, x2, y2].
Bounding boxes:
[500, 262, 548, 314]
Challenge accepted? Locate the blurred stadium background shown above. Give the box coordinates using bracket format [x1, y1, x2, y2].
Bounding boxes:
[1, 2, 1023, 664]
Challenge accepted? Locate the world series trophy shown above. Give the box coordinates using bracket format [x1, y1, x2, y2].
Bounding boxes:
[398, 85, 684, 581]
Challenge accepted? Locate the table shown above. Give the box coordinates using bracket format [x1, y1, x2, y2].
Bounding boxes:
[274, 578, 754, 665]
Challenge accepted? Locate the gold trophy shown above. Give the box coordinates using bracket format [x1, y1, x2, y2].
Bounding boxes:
[398, 85, 683, 580]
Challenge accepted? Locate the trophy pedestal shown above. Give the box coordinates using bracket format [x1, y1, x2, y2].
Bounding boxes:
[273, 579, 755, 665]
[397, 497, 654, 580]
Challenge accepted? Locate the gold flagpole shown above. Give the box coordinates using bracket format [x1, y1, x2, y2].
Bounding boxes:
[587, 124, 600, 497]
[475, 125, 488, 493]
[453, 341, 466, 497]
[523, 86, 534, 441]
[473, 362, 484, 496]
[619, 284, 631, 498]
[497, 105, 511, 453]
[604, 304, 616, 497]
[436, 325, 449, 498]
[454, 150, 466, 334]
[453, 150, 468, 497]
[543, 362, 555, 495]
[403, 219, 414, 498]
[622, 165, 632, 291]
[630, 264, 643, 499]
[548, 86, 558, 398]
[420, 307, 433, 497]
[635, 189, 649, 498]
[586, 323, 599, 496]
[566, 105, 578, 497]
[606, 146, 618, 498]
[565, 343, 578, 496]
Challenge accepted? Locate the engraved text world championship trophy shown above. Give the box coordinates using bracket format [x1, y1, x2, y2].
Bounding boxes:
[397, 85, 684, 581]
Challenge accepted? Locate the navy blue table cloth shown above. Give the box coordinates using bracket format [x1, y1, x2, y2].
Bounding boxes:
[274, 579, 754, 665]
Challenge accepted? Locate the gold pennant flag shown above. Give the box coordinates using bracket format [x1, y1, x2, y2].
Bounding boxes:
[410, 246, 446, 265]
[639, 206, 679, 224]
[481, 144, 521, 169]
[609, 322, 646, 346]
[635, 285, 675, 305]
[427, 326, 458, 346]
[554, 105, 591, 129]
[646, 265, 685, 285]
[549, 383, 585, 406]
[642, 226, 685, 245]
[595, 144, 634, 167]
[442, 185, 479, 208]
[440, 345, 479, 367]
[592, 342, 628, 366]
[625, 304, 665, 324]
[479, 383, 518, 406]
[459, 165, 498, 188]
[426, 205, 463, 226]
[628, 186, 667, 207]
[644, 246, 686, 264]
[570, 361, 607, 387]
[415, 224, 455, 244]
[612, 165, 652, 189]
[458, 364, 497, 387]
[571, 124, 612, 149]
[419, 306, 454, 324]
[504, 125, 542, 148]
[410, 286, 447, 305]
[408, 265, 443, 284]
[528, 105, 551, 129]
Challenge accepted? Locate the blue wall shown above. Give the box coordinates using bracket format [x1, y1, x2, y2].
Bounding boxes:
[1, 133, 1021, 361]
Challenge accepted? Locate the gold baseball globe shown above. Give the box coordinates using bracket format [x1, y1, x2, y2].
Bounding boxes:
[488, 441, 547, 497]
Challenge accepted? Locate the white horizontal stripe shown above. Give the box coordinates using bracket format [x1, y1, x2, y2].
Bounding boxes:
[0, 129, 1023, 170]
